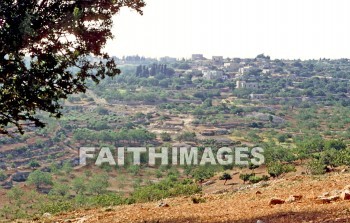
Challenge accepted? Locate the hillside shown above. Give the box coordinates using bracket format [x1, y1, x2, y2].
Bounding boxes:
[40, 172, 350, 223]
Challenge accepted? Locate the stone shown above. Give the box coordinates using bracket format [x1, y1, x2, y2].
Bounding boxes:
[0, 180, 13, 190]
[340, 190, 350, 200]
[256, 191, 262, 195]
[158, 202, 169, 207]
[42, 213, 52, 218]
[316, 195, 340, 204]
[286, 195, 303, 203]
[11, 172, 30, 182]
[269, 198, 285, 205]
[321, 192, 330, 197]
[77, 217, 88, 223]
[256, 220, 265, 223]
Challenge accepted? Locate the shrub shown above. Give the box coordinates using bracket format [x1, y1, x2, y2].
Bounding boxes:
[267, 162, 296, 178]
[306, 159, 326, 175]
[27, 170, 53, 189]
[131, 178, 201, 203]
[87, 174, 110, 195]
[160, 132, 171, 142]
[191, 166, 215, 182]
[0, 170, 7, 181]
[239, 173, 255, 184]
[28, 160, 40, 168]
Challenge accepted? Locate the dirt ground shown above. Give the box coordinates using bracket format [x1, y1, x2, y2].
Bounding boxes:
[34, 173, 350, 223]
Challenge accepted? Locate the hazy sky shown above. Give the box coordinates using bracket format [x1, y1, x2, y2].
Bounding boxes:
[105, 0, 350, 59]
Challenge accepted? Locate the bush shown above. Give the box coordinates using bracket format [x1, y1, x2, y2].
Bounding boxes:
[160, 132, 171, 142]
[0, 170, 7, 181]
[248, 175, 269, 184]
[132, 178, 201, 203]
[191, 166, 215, 182]
[87, 174, 110, 195]
[267, 162, 296, 178]
[306, 159, 326, 175]
[28, 160, 40, 168]
[239, 173, 255, 184]
[27, 170, 53, 189]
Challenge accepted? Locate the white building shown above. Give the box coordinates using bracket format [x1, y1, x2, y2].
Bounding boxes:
[236, 80, 259, 89]
[202, 70, 224, 80]
[238, 66, 254, 75]
[192, 54, 205, 61]
[224, 62, 240, 72]
[159, 56, 177, 63]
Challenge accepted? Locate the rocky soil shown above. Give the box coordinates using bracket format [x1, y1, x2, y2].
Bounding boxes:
[32, 173, 350, 223]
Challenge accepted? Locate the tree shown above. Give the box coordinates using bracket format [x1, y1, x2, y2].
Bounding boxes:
[219, 173, 232, 185]
[87, 173, 109, 195]
[0, 0, 145, 135]
[49, 182, 70, 197]
[72, 176, 87, 195]
[27, 170, 53, 189]
[267, 162, 284, 178]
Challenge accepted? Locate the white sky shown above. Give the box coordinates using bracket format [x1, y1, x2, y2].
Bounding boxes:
[105, 0, 350, 59]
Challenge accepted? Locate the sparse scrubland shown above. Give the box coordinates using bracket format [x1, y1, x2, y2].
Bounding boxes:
[1, 57, 350, 222]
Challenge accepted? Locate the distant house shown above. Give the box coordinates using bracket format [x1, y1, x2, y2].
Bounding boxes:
[249, 94, 267, 100]
[202, 70, 224, 80]
[238, 66, 254, 75]
[159, 56, 177, 63]
[192, 54, 205, 61]
[262, 69, 272, 75]
[224, 62, 240, 72]
[212, 56, 224, 65]
[236, 80, 259, 89]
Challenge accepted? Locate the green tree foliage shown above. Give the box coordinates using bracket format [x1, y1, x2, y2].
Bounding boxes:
[0, 0, 145, 134]
[27, 170, 53, 189]
[72, 176, 87, 195]
[219, 172, 232, 185]
[324, 140, 346, 151]
[87, 174, 109, 195]
[239, 173, 255, 184]
[0, 170, 7, 181]
[267, 162, 296, 178]
[131, 178, 201, 203]
[306, 159, 326, 175]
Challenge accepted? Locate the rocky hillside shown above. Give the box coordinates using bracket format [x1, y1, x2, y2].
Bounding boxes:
[37, 172, 350, 223]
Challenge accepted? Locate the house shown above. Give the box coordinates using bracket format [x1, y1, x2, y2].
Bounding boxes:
[159, 56, 177, 63]
[224, 62, 240, 72]
[192, 54, 205, 61]
[202, 70, 224, 80]
[236, 80, 259, 89]
[238, 66, 254, 75]
[262, 69, 272, 75]
[250, 94, 267, 100]
[212, 56, 224, 65]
